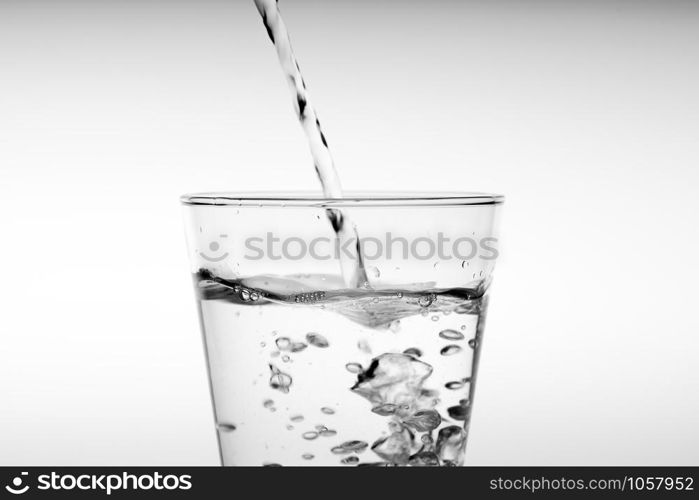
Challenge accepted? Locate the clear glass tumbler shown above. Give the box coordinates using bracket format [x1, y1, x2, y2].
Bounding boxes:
[181, 192, 503, 466]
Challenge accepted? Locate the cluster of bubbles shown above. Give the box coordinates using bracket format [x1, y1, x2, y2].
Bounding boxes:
[240, 288, 261, 302]
[344, 352, 469, 466]
[275, 337, 307, 353]
[266, 332, 331, 390]
[256, 292, 481, 465]
[429, 320, 478, 428]
[294, 291, 326, 303]
[295, 409, 341, 461]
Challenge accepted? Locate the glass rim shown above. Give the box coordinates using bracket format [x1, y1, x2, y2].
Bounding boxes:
[180, 191, 504, 207]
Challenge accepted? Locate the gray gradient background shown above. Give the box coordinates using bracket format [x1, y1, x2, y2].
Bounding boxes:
[1, 0, 698, 465]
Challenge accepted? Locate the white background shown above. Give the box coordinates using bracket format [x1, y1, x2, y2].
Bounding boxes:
[1, 0, 698, 465]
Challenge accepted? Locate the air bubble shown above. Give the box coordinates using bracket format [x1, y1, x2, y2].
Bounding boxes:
[331, 440, 368, 454]
[345, 363, 363, 374]
[439, 329, 465, 341]
[306, 332, 329, 348]
[403, 347, 423, 358]
[290, 342, 308, 352]
[268, 364, 292, 393]
[275, 337, 291, 350]
[447, 400, 470, 421]
[440, 345, 462, 356]
[418, 294, 435, 307]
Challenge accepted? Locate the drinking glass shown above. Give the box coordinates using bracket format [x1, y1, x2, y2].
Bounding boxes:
[182, 192, 503, 466]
